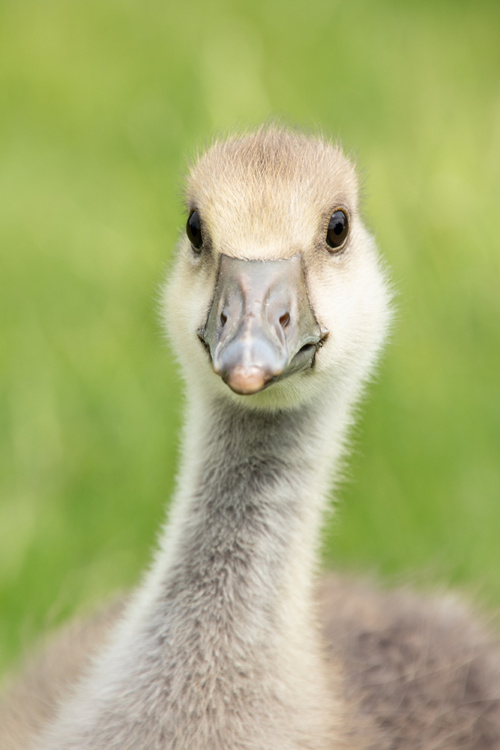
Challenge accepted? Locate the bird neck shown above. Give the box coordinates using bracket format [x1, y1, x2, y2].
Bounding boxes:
[133, 388, 352, 748]
[41, 387, 353, 750]
[160, 392, 345, 633]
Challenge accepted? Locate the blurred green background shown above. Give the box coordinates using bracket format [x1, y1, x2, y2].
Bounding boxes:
[1, 0, 499, 676]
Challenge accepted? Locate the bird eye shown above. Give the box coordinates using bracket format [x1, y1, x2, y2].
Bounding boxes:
[326, 209, 349, 251]
[186, 210, 203, 251]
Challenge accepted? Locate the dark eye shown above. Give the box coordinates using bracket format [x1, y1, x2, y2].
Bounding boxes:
[326, 209, 349, 251]
[186, 210, 203, 251]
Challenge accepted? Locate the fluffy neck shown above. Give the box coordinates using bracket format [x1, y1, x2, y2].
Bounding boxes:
[39, 385, 354, 750]
[155, 394, 339, 630]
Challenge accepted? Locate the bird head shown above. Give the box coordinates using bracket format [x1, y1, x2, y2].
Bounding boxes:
[165, 126, 391, 411]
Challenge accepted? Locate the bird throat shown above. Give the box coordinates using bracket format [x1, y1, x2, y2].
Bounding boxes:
[142, 396, 346, 748]
[37, 396, 347, 749]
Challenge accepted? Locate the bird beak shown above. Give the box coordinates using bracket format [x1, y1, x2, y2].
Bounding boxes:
[198, 254, 327, 395]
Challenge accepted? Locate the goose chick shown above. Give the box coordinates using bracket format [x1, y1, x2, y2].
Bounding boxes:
[4, 125, 388, 750]
[1, 126, 499, 750]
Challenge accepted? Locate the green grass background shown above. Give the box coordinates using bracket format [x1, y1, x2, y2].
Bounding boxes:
[1, 0, 499, 675]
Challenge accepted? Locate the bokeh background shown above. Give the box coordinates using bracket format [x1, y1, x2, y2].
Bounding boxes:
[1, 0, 499, 676]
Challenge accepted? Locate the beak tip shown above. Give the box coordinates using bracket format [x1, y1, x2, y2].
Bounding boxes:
[222, 365, 271, 396]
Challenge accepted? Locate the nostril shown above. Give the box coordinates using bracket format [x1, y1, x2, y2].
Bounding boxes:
[220, 312, 227, 327]
[279, 312, 290, 329]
